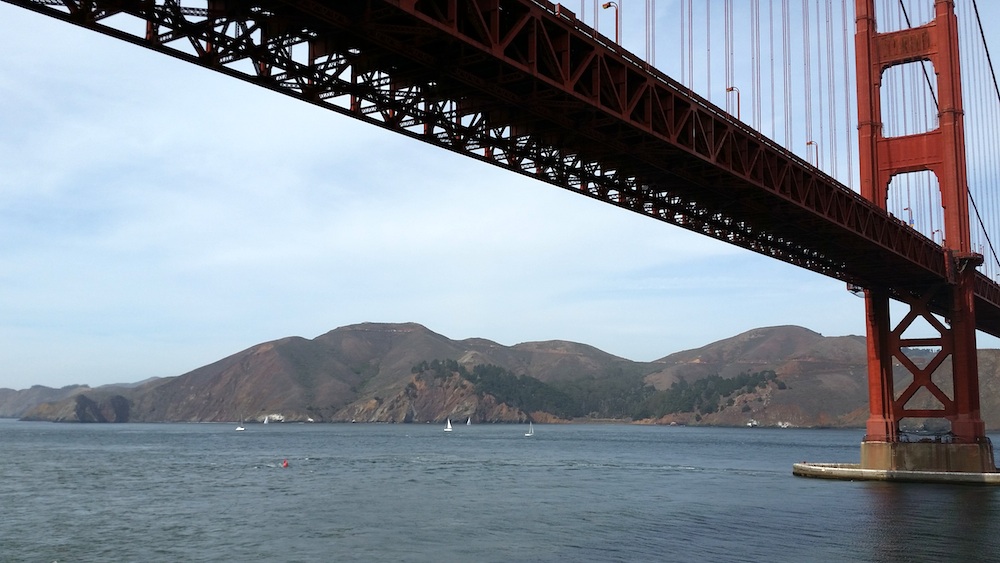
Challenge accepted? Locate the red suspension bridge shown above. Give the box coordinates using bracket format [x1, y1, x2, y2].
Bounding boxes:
[4, 0, 1000, 474]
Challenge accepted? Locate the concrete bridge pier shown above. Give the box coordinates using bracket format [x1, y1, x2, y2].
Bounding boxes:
[794, 439, 999, 484]
[860, 440, 996, 474]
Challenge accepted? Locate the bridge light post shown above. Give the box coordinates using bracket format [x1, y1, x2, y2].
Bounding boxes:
[805, 140, 819, 169]
[602, 1, 620, 44]
[725, 86, 740, 121]
[903, 206, 914, 227]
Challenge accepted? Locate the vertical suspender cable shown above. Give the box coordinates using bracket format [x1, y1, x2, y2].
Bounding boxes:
[841, 0, 855, 189]
[814, 0, 826, 171]
[899, 0, 940, 109]
[904, 2, 915, 227]
[901, 2, 913, 223]
[594, 0, 598, 40]
[749, 0, 754, 126]
[680, 0, 686, 86]
[725, 0, 733, 114]
[730, 0, 740, 121]
[826, 0, 838, 180]
[817, 0, 828, 171]
[651, 0, 656, 66]
[915, 0, 932, 234]
[646, 0, 651, 64]
[783, 0, 793, 149]
[972, 0, 1000, 257]
[882, 1, 898, 216]
[803, 0, 814, 165]
[919, 0, 937, 240]
[967, 18, 987, 263]
[893, 0, 904, 220]
[688, 0, 693, 89]
[969, 0, 990, 255]
[752, 0, 762, 129]
[707, 2, 712, 103]
[770, 0, 777, 140]
[972, 0, 1000, 105]
[968, 0, 1000, 274]
[912, 0, 921, 228]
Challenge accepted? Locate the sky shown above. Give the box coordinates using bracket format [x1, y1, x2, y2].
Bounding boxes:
[1, 1, 999, 391]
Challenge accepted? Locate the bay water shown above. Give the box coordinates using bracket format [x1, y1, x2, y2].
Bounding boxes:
[2, 419, 1000, 562]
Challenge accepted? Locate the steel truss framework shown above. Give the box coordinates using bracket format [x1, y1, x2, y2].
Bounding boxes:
[6, 0, 1000, 335]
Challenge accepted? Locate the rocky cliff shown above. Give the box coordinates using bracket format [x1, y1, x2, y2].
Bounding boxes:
[0, 384, 91, 418]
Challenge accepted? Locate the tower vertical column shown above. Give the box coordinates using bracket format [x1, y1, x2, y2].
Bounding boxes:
[854, 0, 993, 471]
[863, 287, 896, 443]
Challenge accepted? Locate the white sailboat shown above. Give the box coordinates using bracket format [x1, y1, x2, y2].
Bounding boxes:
[444, 418, 453, 432]
[263, 416, 269, 425]
[524, 422, 534, 437]
[466, 417, 471, 426]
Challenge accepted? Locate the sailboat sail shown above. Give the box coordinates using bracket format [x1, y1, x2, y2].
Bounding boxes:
[524, 422, 534, 437]
[444, 418, 453, 432]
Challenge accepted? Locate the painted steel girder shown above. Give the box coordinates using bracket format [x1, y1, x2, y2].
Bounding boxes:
[890, 287, 958, 419]
[296, 2, 942, 290]
[385, 1, 946, 279]
[6, 0, 1000, 337]
[867, 281, 983, 431]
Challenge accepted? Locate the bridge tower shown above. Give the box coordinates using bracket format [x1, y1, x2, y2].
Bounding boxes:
[854, 0, 995, 472]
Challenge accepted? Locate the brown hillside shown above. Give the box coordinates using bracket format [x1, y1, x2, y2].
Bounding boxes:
[14, 322, 1000, 430]
[21, 322, 654, 423]
[645, 326, 866, 390]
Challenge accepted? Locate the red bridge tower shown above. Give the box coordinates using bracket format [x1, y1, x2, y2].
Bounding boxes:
[855, 0, 995, 471]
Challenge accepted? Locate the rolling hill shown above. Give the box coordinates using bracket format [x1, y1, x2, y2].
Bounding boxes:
[11, 322, 1000, 429]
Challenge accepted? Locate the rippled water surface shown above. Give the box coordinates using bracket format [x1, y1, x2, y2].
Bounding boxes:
[2, 420, 1000, 562]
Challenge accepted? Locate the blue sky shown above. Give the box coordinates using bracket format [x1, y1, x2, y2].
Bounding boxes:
[1, 1, 998, 390]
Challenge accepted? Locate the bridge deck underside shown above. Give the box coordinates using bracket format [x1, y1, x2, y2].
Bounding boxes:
[8, 0, 1000, 336]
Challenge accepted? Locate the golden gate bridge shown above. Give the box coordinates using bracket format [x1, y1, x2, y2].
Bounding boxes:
[3, 0, 1000, 477]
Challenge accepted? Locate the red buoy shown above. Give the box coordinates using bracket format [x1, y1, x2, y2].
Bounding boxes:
[282, 459, 289, 468]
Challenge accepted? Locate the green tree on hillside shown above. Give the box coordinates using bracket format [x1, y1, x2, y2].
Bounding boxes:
[410, 360, 779, 421]
[551, 369, 654, 419]
[634, 370, 777, 419]
[463, 364, 575, 417]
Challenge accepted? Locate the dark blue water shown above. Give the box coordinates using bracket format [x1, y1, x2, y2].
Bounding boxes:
[2, 420, 999, 562]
